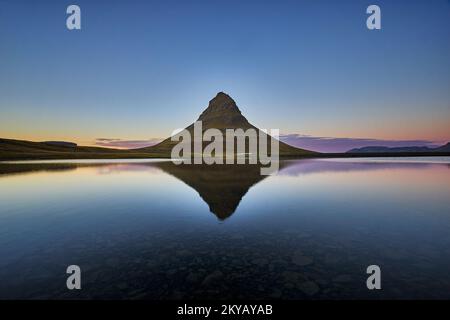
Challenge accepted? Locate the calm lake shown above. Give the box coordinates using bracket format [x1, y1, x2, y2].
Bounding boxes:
[0, 157, 449, 299]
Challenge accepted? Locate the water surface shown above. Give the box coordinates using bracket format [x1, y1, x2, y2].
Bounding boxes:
[0, 157, 449, 299]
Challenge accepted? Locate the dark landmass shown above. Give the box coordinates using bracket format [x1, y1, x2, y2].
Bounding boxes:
[321, 151, 450, 158]
[0, 138, 157, 161]
[2, 138, 449, 161]
[347, 142, 450, 154]
[1, 92, 449, 161]
[43, 141, 78, 148]
[2, 137, 449, 162]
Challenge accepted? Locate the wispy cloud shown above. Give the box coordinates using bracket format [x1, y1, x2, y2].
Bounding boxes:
[280, 134, 443, 153]
[94, 135, 445, 152]
[95, 138, 162, 149]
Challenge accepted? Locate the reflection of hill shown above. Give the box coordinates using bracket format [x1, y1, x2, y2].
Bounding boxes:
[0, 160, 292, 220]
[0, 162, 81, 176]
[3, 159, 448, 219]
[278, 159, 444, 176]
[153, 162, 270, 220]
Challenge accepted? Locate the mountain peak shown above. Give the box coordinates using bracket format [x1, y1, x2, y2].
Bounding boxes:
[215, 91, 233, 99]
[197, 92, 250, 128]
[204, 92, 239, 112]
[138, 93, 315, 156]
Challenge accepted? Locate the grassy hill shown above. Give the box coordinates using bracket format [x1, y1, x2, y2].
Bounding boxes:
[0, 138, 158, 161]
[0, 135, 315, 161]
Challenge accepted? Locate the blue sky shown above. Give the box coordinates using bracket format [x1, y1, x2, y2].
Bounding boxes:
[0, 0, 449, 151]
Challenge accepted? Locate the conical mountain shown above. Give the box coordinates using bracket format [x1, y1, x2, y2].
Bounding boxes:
[197, 92, 251, 129]
[138, 92, 315, 157]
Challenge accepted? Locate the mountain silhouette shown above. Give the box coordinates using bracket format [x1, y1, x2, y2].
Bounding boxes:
[137, 92, 315, 157]
[197, 92, 252, 129]
[347, 142, 450, 153]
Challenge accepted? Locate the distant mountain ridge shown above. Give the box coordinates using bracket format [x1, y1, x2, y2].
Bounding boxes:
[347, 142, 450, 153]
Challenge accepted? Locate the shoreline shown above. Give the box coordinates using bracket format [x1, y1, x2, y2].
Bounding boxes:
[1, 151, 449, 162]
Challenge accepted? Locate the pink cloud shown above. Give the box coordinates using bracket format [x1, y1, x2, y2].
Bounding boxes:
[280, 134, 444, 153]
[95, 138, 162, 149]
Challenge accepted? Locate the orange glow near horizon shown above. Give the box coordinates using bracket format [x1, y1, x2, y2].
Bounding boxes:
[1, 108, 449, 150]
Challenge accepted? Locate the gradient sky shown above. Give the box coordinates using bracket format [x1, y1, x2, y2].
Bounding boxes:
[0, 0, 449, 151]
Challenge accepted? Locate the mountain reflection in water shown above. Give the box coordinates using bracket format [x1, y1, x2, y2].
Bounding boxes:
[0, 160, 273, 220]
[1, 158, 450, 299]
[0, 158, 448, 221]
